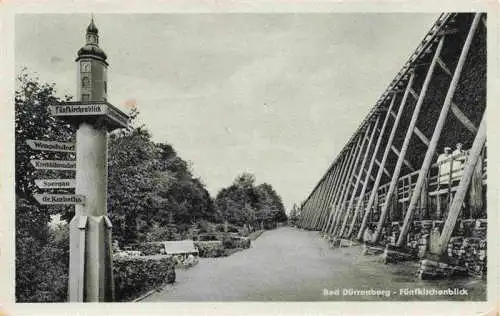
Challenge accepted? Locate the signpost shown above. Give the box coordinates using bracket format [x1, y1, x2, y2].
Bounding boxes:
[41, 19, 129, 302]
[30, 160, 76, 170]
[33, 194, 85, 205]
[35, 179, 76, 189]
[26, 139, 75, 152]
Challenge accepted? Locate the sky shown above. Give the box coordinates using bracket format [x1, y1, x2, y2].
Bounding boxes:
[15, 13, 439, 210]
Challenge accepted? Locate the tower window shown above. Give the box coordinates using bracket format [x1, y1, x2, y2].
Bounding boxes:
[82, 76, 90, 88]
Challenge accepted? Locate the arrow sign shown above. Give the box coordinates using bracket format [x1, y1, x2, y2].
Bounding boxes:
[35, 179, 76, 189]
[26, 139, 75, 152]
[33, 194, 85, 205]
[30, 160, 76, 170]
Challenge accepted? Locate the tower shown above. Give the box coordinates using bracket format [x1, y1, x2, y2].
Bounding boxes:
[76, 16, 108, 102]
[66, 16, 119, 302]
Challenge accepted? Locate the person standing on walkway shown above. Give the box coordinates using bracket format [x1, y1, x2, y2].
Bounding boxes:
[452, 143, 466, 182]
[436, 147, 452, 218]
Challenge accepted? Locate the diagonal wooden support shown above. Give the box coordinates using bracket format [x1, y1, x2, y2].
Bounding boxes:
[409, 88, 419, 100]
[347, 97, 396, 238]
[321, 161, 345, 232]
[397, 13, 482, 247]
[436, 115, 486, 254]
[332, 125, 372, 237]
[338, 116, 380, 237]
[389, 109, 429, 146]
[413, 127, 430, 146]
[437, 57, 453, 76]
[373, 35, 445, 242]
[318, 170, 338, 229]
[316, 167, 340, 229]
[375, 159, 391, 178]
[322, 153, 350, 232]
[310, 174, 330, 229]
[357, 71, 415, 241]
[324, 148, 355, 233]
[390, 145, 416, 171]
[451, 102, 478, 134]
[329, 133, 365, 235]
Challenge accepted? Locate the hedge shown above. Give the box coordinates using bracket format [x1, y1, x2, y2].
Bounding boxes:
[113, 255, 176, 302]
[131, 243, 165, 255]
[194, 241, 225, 257]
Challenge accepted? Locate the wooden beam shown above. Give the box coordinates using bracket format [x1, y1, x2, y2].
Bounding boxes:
[358, 168, 376, 182]
[329, 133, 366, 235]
[319, 168, 342, 230]
[437, 57, 453, 76]
[451, 102, 478, 134]
[397, 13, 482, 247]
[324, 151, 354, 232]
[339, 117, 380, 238]
[347, 102, 395, 238]
[391, 145, 416, 171]
[373, 36, 445, 242]
[391, 109, 430, 147]
[357, 72, 416, 241]
[436, 115, 485, 254]
[413, 127, 430, 146]
[409, 88, 419, 100]
[311, 170, 334, 229]
[375, 159, 391, 178]
[323, 149, 355, 233]
[321, 164, 344, 230]
[437, 27, 459, 36]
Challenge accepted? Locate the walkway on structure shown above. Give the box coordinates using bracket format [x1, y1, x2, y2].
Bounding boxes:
[143, 227, 485, 301]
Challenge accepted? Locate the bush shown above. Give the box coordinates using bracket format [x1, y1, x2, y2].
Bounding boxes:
[132, 243, 165, 255]
[222, 236, 238, 249]
[237, 237, 251, 249]
[16, 219, 69, 303]
[194, 241, 225, 257]
[113, 255, 176, 302]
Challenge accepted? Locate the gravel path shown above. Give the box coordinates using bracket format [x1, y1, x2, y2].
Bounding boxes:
[144, 227, 486, 301]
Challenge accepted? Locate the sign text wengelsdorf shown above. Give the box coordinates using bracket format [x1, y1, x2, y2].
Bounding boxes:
[26, 139, 75, 152]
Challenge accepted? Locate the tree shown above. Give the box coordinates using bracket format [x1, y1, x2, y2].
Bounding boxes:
[214, 173, 286, 228]
[108, 118, 218, 244]
[15, 69, 75, 302]
[289, 203, 300, 225]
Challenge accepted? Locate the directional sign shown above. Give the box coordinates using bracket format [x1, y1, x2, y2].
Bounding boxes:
[49, 101, 129, 129]
[49, 103, 107, 116]
[30, 160, 76, 170]
[35, 179, 76, 189]
[26, 139, 75, 152]
[33, 194, 85, 205]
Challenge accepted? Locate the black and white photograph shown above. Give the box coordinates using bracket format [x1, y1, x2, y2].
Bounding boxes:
[1, 1, 498, 315]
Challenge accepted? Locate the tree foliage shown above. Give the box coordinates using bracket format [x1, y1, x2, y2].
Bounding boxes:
[108, 121, 219, 244]
[214, 173, 287, 227]
[15, 70, 75, 302]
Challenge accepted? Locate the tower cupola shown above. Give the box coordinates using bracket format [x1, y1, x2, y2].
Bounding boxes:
[76, 16, 108, 64]
[76, 16, 109, 102]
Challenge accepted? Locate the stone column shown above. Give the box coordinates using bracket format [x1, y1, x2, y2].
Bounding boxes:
[68, 122, 114, 302]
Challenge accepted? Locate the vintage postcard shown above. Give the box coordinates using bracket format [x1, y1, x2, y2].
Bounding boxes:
[0, 0, 498, 315]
